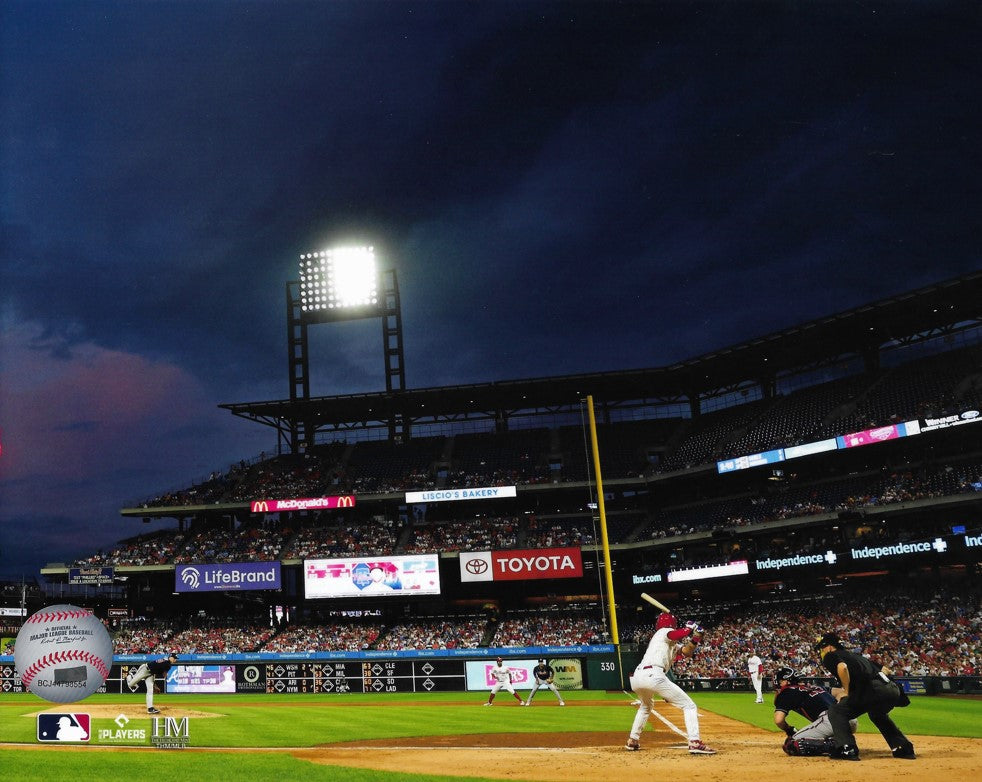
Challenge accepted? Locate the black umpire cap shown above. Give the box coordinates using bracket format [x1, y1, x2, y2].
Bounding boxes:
[813, 632, 841, 650]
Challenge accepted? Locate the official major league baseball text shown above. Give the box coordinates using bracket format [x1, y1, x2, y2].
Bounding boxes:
[14, 604, 114, 703]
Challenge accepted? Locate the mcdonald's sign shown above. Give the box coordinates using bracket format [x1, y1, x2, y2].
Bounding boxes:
[250, 496, 356, 513]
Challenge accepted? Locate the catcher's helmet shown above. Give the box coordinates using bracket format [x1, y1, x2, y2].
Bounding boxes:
[655, 613, 678, 630]
[776, 666, 797, 683]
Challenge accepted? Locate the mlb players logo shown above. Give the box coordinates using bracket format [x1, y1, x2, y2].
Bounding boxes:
[37, 713, 90, 742]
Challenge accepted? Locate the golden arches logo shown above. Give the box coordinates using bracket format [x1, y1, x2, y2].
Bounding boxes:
[251, 501, 270, 513]
[336, 495, 355, 508]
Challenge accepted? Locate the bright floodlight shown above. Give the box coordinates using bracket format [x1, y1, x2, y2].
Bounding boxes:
[299, 246, 379, 316]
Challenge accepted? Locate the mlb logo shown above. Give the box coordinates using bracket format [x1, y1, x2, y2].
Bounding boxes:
[37, 713, 90, 742]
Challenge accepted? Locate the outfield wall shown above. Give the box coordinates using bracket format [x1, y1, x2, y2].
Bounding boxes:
[2, 650, 977, 695]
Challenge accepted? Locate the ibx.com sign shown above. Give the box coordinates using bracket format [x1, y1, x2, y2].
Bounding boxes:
[175, 562, 281, 592]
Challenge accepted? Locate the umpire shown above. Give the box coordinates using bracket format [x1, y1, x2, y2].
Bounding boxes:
[813, 632, 914, 761]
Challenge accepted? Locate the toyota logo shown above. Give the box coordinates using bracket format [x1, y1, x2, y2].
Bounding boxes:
[465, 558, 488, 574]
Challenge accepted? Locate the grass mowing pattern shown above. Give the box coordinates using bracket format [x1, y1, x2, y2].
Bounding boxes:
[1, 690, 978, 780]
[0, 749, 506, 782]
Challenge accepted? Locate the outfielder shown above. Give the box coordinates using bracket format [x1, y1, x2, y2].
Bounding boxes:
[773, 666, 857, 756]
[747, 649, 764, 703]
[524, 658, 565, 706]
[483, 656, 524, 706]
[625, 613, 716, 754]
[126, 651, 178, 714]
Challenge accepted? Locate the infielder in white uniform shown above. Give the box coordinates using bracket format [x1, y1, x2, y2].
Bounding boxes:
[748, 650, 764, 703]
[626, 613, 716, 754]
[483, 656, 524, 706]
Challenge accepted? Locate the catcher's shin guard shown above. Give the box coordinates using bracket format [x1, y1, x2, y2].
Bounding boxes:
[783, 737, 835, 757]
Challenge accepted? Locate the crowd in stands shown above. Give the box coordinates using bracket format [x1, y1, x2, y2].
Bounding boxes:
[129, 343, 982, 514]
[638, 460, 982, 543]
[141, 461, 251, 508]
[166, 620, 276, 654]
[260, 622, 383, 653]
[525, 517, 596, 548]
[92, 582, 979, 676]
[373, 617, 486, 650]
[626, 583, 982, 679]
[72, 453, 979, 570]
[402, 517, 520, 553]
[170, 522, 289, 564]
[111, 619, 176, 654]
[491, 610, 608, 646]
[5, 582, 978, 681]
[76, 530, 186, 567]
[278, 519, 401, 560]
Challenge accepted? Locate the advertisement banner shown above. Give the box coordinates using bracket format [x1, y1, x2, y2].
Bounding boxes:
[304, 555, 441, 598]
[915, 409, 981, 433]
[464, 659, 534, 690]
[667, 560, 749, 583]
[175, 562, 281, 593]
[836, 424, 906, 449]
[68, 567, 115, 585]
[251, 495, 355, 513]
[716, 448, 784, 474]
[166, 665, 237, 693]
[783, 438, 838, 460]
[754, 551, 837, 572]
[459, 547, 583, 583]
[405, 486, 517, 504]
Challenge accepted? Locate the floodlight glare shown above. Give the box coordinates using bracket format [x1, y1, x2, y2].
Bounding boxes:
[298, 246, 379, 317]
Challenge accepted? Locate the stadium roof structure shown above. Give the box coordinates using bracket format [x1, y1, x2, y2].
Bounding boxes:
[219, 271, 982, 446]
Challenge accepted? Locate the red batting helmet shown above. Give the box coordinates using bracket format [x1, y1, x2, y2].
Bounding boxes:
[655, 613, 678, 630]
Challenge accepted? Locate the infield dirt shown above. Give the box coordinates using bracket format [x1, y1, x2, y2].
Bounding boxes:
[21, 702, 982, 782]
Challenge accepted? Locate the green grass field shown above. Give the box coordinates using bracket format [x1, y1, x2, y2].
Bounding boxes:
[1, 691, 978, 781]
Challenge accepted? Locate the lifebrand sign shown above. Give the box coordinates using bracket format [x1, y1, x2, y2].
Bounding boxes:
[175, 562, 282, 593]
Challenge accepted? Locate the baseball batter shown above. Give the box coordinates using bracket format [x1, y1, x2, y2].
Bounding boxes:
[126, 651, 178, 714]
[524, 658, 565, 706]
[748, 650, 764, 703]
[625, 614, 716, 754]
[483, 657, 524, 706]
[773, 666, 857, 756]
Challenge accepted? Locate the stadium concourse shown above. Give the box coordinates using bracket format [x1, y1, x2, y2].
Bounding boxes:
[3, 277, 981, 685]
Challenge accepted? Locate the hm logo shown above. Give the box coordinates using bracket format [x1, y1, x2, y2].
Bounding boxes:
[151, 717, 189, 748]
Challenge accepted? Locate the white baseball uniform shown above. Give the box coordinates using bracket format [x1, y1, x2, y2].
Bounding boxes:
[485, 661, 523, 704]
[748, 653, 764, 702]
[628, 627, 703, 743]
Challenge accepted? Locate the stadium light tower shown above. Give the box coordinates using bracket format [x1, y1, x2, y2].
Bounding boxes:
[286, 245, 406, 451]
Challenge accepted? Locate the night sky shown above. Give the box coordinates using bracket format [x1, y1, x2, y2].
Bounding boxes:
[1, 1, 980, 579]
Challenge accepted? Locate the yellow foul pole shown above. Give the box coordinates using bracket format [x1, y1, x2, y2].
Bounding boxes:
[586, 394, 620, 646]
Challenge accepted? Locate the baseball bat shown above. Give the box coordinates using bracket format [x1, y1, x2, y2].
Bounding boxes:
[640, 592, 671, 613]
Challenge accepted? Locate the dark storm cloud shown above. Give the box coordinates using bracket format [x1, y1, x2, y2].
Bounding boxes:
[1, 1, 981, 577]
